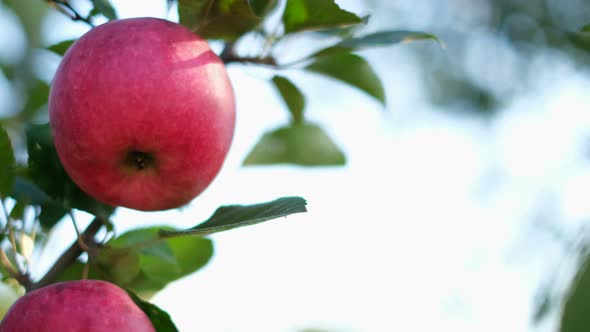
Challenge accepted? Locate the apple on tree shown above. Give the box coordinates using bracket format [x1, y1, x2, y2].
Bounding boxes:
[0, 280, 155, 331]
[49, 17, 236, 211]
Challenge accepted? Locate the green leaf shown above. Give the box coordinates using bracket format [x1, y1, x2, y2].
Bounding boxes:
[560, 255, 590, 332]
[178, 0, 210, 29]
[47, 39, 76, 56]
[96, 247, 141, 285]
[167, 236, 212, 276]
[305, 52, 385, 105]
[313, 15, 369, 37]
[26, 123, 73, 195]
[282, 0, 362, 34]
[110, 229, 175, 262]
[0, 127, 16, 196]
[127, 290, 179, 332]
[0, 64, 15, 81]
[160, 196, 307, 237]
[569, 28, 590, 53]
[244, 123, 346, 166]
[10, 176, 49, 205]
[122, 272, 168, 300]
[26, 124, 115, 219]
[132, 238, 212, 297]
[339, 30, 440, 49]
[199, 14, 260, 40]
[178, 0, 261, 40]
[313, 30, 442, 58]
[10, 176, 68, 229]
[429, 75, 498, 114]
[249, 0, 278, 17]
[38, 201, 68, 229]
[272, 76, 305, 124]
[91, 0, 117, 20]
[8, 200, 26, 220]
[52, 230, 199, 295]
[56, 261, 101, 282]
[87, 7, 104, 18]
[105, 227, 213, 298]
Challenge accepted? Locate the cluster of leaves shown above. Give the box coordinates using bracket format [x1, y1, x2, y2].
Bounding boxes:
[46, 0, 438, 167]
[569, 24, 590, 54]
[397, 0, 590, 117]
[0, 0, 440, 330]
[1, 123, 307, 330]
[176, 0, 438, 166]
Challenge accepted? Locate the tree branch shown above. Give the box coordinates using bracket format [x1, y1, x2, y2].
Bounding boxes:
[220, 41, 277, 66]
[0, 248, 30, 289]
[0, 195, 33, 288]
[44, 0, 95, 28]
[29, 217, 105, 292]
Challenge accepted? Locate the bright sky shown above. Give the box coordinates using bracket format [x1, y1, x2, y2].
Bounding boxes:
[3, 0, 590, 331]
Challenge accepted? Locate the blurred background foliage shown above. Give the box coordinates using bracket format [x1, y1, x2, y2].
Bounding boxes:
[365, 0, 590, 117]
[2, 0, 590, 331]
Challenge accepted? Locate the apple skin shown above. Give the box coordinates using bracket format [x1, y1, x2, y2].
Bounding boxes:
[49, 17, 236, 211]
[0, 280, 155, 332]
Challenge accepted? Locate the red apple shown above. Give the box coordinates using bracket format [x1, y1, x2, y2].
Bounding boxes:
[49, 17, 236, 211]
[0, 280, 155, 331]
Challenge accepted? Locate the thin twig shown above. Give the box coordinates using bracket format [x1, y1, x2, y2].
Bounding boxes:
[44, 0, 95, 27]
[203, 0, 215, 21]
[261, 19, 284, 58]
[0, 195, 24, 274]
[0, 248, 18, 277]
[82, 263, 90, 280]
[7, 224, 19, 264]
[0, 196, 32, 288]
[69, 212, 89, 251]
[5, 218, 25, 276]
[0, 248, 31, 289]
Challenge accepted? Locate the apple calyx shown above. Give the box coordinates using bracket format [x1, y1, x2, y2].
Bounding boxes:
[124, 150, 156, 172]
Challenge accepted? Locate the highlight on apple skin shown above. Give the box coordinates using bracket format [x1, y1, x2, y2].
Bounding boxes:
[0, 280, 155, 332]
[49, 17, 236, 211]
